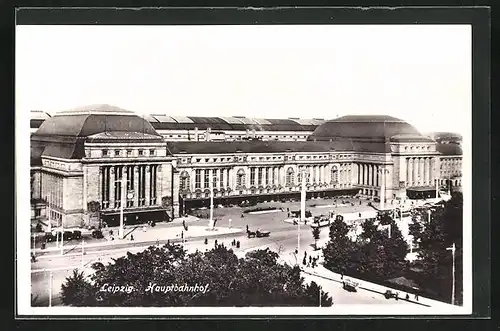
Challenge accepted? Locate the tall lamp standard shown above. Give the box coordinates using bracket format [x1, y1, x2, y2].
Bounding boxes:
[114, 175, 131, 240]
[209, 172, 214, 230]
[298, 169, 308, 259]
[446, 242, 456, 305]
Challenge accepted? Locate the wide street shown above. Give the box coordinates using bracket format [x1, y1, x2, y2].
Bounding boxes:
[31, 196, 417, 307]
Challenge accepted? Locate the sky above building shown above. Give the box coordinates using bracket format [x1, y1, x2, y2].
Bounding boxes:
[16, 24, 471, 135]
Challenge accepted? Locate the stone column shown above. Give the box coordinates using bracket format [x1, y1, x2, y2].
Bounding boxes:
[363, 164, 367, 186]
[145, 165, 151, 206]
[413, 158, 419, 186]
[98, 167, 103, 205]
[109, 166, 115, 208]
[426, 158, 431, 185]
[406, 158, 410, 186]
[156, 165, 162, 205]
[372, 164, 376, 186]
[419, 158, 424, 186]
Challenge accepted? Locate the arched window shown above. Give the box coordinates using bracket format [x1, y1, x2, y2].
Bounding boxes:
[180, 171, 190, 191]
[286, 167, 295, 186]
[236, 169, 246, 187]
[331, 165, 338, 183]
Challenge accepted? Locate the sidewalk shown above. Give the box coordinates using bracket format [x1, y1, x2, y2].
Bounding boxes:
[273, 238, 457, 309]
[35, 225, 243, 254]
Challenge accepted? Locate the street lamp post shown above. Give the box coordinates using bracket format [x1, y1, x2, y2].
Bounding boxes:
[119, 176, 127, 239]
[446, 242, 456, 305]
[299, 170, 308, 258]
[60, 213, 64, 255]
[209, 172, 214, 230]
[48, 271, 53, 307]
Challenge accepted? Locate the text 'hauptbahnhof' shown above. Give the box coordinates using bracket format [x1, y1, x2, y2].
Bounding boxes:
[30, 105, 463, 228]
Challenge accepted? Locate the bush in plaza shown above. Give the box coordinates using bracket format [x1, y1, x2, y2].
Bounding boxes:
[61, 244, 333, 307]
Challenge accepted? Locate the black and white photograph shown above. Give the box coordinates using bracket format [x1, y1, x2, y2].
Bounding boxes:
[16, 9, 478, 316]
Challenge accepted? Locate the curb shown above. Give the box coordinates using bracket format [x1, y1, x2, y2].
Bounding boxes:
[301, 269, 431, 307]
[34, 229, 245, 256]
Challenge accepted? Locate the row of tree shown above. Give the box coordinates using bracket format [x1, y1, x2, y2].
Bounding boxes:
[322, 212, 408, 280]
[61, 245, 333, 307]
[321, 193, 463, 305]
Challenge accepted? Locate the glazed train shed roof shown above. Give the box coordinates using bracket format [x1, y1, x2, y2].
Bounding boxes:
[30, 108, 326, 132]
[147, 115, 325, 132]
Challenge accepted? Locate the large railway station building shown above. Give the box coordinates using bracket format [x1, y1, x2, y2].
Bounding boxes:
[30, 105, 463, 228]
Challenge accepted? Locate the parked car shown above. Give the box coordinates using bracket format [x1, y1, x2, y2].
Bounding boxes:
[92, 230, 104, 239]
[384, 290, 397, 299]
[63, 231, 73, 241]
[342, 279, 359, 292]
[44, 232, 56, 242]
[72, 230, 82, 239]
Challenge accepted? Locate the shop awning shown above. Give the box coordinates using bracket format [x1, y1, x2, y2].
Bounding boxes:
[101, 207, 167, 216]
[406, 186, 436, 192]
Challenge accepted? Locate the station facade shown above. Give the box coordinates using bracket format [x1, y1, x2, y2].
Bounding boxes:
[30, 105, 463, 228]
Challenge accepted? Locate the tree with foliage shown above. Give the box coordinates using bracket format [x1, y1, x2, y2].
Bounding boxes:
[322, 217, 358, 275]
[356, 216, 408, 279]
[60, 244, 333, 307]
[311, 226, 321, 250]
[409, 192, 463, 305]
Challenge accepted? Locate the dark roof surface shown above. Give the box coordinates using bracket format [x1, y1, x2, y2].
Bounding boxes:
[436, 143, 463, 156]
[167, 140, 390, 154]
[309, 115, 425, 142]
[86, 131, 164, 143]
[390, 134, 434, 142]
[31, 105, 162, 163]
[30, 108, 325, 132]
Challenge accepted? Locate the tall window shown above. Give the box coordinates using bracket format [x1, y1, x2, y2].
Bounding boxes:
[266, 168, 270, 185]
[180, 171, 190, 191]
[237, 169, 246, 187]
[272, 167, 276, 185]
[195, 170, 201, 189]
[258, 168, 263, 185]
[286, 167, 295, 186]
[204, 170, 209, 189]
[220, 169, 224, 188]
[250, 168, 256, 186]
[212, 169, 217, 188]
[331, 166, 338, 183]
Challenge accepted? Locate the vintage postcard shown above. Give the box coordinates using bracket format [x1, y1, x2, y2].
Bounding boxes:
[16, 12, 475, 316]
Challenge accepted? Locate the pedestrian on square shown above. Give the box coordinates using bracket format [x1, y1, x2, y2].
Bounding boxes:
[405, 293, 410, 300]
[182, 220, 186, 229]
[130, 234, 134, 241]
[414, 293, 419, 301]
[236, 241, 240, 248]
[181, 231, 184, 240]
[340, 272, 344, 280]
[246, 224, 249, 233]
[215, 239, 218, 246]
[309, 256, 312, 264]
[204, 238, 208, 245]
